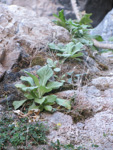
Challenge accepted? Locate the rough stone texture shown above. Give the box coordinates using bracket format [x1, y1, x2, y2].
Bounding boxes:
[92, 76, 113, 89]
[55, 90, 75, 99]
[43, 75, 113, 149]
[54, 77, 113, 114]
[46, 111, 113, 150]
[91, 9, 113, 41]
[75, 85, 113, 113]
[1, 0, 113, 27]
[0, 4, 70, 55]
[0, 0, 58, 18]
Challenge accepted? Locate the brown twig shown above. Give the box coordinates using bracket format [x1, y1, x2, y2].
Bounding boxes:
[92, 39, 113, 50]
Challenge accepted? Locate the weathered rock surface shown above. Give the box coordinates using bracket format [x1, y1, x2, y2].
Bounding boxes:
[0, 3, 70, 55]
[42, 75, 113, 149]
[0, 0, 58, 18]
[1, 0, 113, 27]
[91, 9, 113, 41]
[45, 111, 113, 150]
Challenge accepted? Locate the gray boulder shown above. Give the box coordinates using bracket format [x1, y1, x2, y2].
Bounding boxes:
[91, 9, 113, 41]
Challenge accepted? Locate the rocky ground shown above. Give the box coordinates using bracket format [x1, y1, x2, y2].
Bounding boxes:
[0, 2, 113, 150]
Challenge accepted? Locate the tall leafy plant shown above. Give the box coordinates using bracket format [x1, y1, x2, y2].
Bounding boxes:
[13, 65, 71, 112]
[49, 10, 103, 59]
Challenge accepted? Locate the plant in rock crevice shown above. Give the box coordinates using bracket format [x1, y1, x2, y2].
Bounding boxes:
[47, 58, 61, 72]
[13, 65, 71, 112]
[49, 10, 103, 60]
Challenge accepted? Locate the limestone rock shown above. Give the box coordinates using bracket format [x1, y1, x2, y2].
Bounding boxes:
[91, 9, 113, 41]
[55, 90, 75, 99]
[0, 3, 70, 55]
[0, 0, 58, 19]
[91, 76, 113, 89]
[45, 111, 113, 150]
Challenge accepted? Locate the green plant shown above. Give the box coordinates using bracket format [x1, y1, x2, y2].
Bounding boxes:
[91, 144, 99, 148]
[50, 140, 62, 150]
[0, 114, 48, 149]
[47, 58, 61, 72]
[13, 65, 71, 112]
[50, 140, 75, 150]
[49, 10, 103, 59]
[75, 146, 88, 150]
[49, 42, 84, 60]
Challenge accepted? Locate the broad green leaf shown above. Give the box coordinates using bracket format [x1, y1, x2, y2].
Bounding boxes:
[79, 13, 92, 25]
[28, 102, 39, 111]
[38, 86, 52, 97]
[37, 65, 53, 86]
[56, 98, 71, 110]
[53, 14, 59, 19]
[47, 58, 58, 69]
[53, 10, 66, 28]
[24, 93, 34, 99]
[58, 9, 66, 22]
[92, 35, 104, 42]
[20, 76, 34, 86]
[54, 68, 61, 72]
[13, 99, 27, 109]
[47, 58, 54, 67]
[70, 52, 83, 58]
[15, 84, 26, 89]
[47, 81, 63, 89]
[57, 53, 71, 57]
[79, 38, 93, 46]
[45, 95, 57, 105]
[74, 42, 83, 51]
[44, 105, 52, 111]
[48, 43, 64, 52]
[30, 90, 38, 98]
[25, 71, 39, 86]
[35, 97, 46, 105]
[22, 86, 38, 92]
[49, 42, 83, 59]
[38, 105, 44, 111]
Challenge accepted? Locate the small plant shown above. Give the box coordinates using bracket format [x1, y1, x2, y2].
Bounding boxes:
[0, 114, 48, 149]
[47, 58, 61, 72]
[76, 146, 88, 150]
[91, 144, 99, 148]
[50, 140, 62, 150]
[50, 140, 75, 150]
[13, 65, 71, 112]
[49, 10, 103, 60]
[49, 42, 84, 60]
